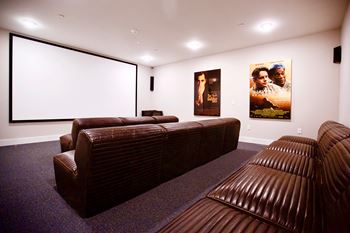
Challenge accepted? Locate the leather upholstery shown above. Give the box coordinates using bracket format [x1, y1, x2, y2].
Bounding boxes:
[60, 115, 179, 152]
[159, 121, 202, 182]
[159, 198, 289, 233]
[158, 121, 350, 233]
[59, 133, 73, 153]
[71, 117, 124, 149]
[54, 117, 240, 217]
[197, 119, 227, 166]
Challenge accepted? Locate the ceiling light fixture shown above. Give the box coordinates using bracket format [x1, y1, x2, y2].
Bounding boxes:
[130, 28, 139, 35]
[186, 40, 203, 51]
[257, 22, 275, 33]
[19, 18, 41, 29]
[141, 54, 154, 62]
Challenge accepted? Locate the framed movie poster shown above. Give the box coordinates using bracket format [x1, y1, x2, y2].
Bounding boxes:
[249, 59, 292, 119]
[194, 69, 220, 116]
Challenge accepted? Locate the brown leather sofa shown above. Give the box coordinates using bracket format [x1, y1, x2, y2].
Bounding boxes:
[59, 115, 179, 152]
[158, 120, 350, 233]
[53, 118, 241, 217]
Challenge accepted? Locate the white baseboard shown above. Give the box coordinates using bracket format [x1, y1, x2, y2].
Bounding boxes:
[0, 135, 60, 147]
[239, 136, 274, 145]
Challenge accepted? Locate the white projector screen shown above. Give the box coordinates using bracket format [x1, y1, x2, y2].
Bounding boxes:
[10, 33, 137, 122]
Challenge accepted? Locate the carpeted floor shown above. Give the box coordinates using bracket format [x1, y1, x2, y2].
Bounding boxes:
[0, 141, 265, 233]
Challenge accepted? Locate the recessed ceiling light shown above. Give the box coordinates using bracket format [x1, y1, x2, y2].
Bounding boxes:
[19, 18, 41, 29]
[141, 54, 154, 62]
[186, 40, 203, 51]
[130, 28, 139, 35]
[257, 22, 275, 33]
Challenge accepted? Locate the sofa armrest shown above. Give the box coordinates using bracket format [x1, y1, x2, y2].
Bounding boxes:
[60, 133, 73, 152]
[53, 151, 80, 209]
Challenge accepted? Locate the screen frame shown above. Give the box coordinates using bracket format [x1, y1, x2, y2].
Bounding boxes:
[9, 33, 138, 123]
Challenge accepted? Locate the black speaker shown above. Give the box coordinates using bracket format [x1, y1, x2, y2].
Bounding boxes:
[150, 76, 154, 91]
[333, 46, 341, 64]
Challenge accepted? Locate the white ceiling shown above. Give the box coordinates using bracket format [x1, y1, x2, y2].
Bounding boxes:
[0, 0, 348, 67]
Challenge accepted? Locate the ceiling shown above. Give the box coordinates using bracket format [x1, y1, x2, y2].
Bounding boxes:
[0, 0, 348, 67]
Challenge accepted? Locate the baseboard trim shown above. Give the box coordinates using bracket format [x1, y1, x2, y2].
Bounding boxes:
[239, 136, 274, 145]
[0, 135, 60, 147]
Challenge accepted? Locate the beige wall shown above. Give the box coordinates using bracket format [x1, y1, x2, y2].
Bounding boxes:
[149, 30, 341, 143]
[339, 2, 350, 126]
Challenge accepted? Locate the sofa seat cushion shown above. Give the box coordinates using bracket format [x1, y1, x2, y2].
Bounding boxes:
[249, 149, 316, 179]
[266, 140, 317, 158]
[158, 198, 289, 233]
[207, 164, 317, 233]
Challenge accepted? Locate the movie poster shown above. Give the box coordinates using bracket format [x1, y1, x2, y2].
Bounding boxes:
[194, 69, 220, 116]
[249, 59, 292, 119]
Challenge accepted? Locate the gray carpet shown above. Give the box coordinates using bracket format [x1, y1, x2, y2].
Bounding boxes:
[0, 141, 264, 233]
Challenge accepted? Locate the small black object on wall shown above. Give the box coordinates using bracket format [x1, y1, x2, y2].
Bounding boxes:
[333, 46, 341, 64]
[150, 76, 154, 91]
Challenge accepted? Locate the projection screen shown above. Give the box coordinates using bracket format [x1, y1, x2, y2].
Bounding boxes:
[10, 33, 137, 122]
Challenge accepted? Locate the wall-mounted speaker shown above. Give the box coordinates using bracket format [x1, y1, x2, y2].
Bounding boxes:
[333, 46, 341, 64]
[150, 76, 154, 91]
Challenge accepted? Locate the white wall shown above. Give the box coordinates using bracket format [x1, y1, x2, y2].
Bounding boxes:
[339, 2, 350, 126]
[0, 28, 342, 146]
[149, 30, 340, 143]
[0, 28, 152, 146]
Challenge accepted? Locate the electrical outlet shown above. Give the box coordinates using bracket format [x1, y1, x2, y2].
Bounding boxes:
[247, 124, 251, 131]
[297, 128, 302, 135]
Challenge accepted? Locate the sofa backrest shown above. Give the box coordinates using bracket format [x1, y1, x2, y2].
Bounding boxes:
[317, 121, 350, 233]
[119, 116, 156, 125]
[196, 119, 227, 166]
[71, 117, 239, 216]
[71, 116, 179, 150]
[152, 115, 179, 124]
[71, 117, 124, 148]
[74, 124, 167, 216]
[159, 121, 202, 182]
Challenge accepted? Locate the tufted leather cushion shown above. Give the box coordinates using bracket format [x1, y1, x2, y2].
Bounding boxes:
[158, 198, 289, 233]
[249, 149, 317, 179]
[279, 135, 318, 147]
[207, 163, 318, 233]
[266, 140, 317, 158]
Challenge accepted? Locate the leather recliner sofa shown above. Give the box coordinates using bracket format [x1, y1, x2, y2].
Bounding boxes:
[59, 115, 179, 152]
[53, 118, 241, 217]
[158, 120, 350, 233]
